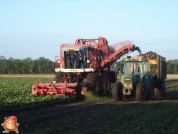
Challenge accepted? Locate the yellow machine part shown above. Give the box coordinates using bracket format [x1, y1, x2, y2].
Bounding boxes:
[148, 60, 157, 74]
[147, 56, 166, 80]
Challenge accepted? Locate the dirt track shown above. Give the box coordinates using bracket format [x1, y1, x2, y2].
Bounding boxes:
[0, 100, 115, 133]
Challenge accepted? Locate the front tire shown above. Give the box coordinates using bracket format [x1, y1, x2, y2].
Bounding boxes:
[136, 83, 146, 101]
[112, 82, 123, 101]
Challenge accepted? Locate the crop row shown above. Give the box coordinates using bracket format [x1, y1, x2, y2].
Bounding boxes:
[0, 77, 74, 113]
[0, 77, 111, 114]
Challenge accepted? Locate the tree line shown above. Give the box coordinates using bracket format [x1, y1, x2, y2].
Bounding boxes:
[0, 56, 54, 74]
[0, 56, 178, 74]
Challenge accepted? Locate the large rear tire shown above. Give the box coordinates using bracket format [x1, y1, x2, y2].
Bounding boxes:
[112, 82, 123, 101]
[75, 84, 83, 100]
[162, 81, 166, 97]
[149, 80, 155, 99]
[155, 80, 166, 97]
[54, 72, 64, 82]
[154, 80, 162, 97]
[102, 72, 111, 95]
[86, 73, 100, 95]
[136, 83, 146, 101]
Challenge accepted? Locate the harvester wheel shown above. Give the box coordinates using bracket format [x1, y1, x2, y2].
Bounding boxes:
[103, 72, 111, 95]
[112, 82, 123, 101]
[75, 84, 83, 100]
[136, 83, 146, 101]
[94, 78, 100, 95]
[86, 73, 100, 95]
[54, 72, 64, 82]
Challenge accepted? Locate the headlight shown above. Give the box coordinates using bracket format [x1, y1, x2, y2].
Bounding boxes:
[57, 60, 60, 63]
[87, 60, 90, 63]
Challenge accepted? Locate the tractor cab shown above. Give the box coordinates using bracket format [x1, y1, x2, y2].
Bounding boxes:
[118, 56, 149, 96]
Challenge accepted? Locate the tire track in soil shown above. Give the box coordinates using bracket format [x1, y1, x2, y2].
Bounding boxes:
[0, 100, 116, 132]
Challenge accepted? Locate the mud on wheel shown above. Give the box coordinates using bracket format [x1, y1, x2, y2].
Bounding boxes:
[86, 72, 100, 95]
[102, 72, 111, 95]
[54, 72, 64, 82]
[112, 82, 123, 101]
[136, 83, 146, 101]
[75, 84, 83, 100]
[154, 80, 165, 98]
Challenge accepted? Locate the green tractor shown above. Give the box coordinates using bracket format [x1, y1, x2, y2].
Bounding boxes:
[112, 52, 166, 101]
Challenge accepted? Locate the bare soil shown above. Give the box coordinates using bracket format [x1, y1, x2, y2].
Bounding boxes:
[167, 74, 178, 79]
[0, 100, 115, 133]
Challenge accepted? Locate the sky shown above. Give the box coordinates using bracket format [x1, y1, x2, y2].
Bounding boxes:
[0, 0, 178, 61]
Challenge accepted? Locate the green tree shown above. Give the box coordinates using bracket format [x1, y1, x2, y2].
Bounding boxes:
[174, 63, 178, 74]
[0, 59, 8, 74]
[14, 59, 22, 74]
[166, 60, 174, 74]
[21, 57, 33, 74]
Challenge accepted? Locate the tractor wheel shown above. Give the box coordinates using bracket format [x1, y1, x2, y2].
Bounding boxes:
[86, 73, 100, 95]
[112, 82, 123, 101]
[54, 72, 64, 82]
[149, 80, 155, 99]
[155, 88, 162, 98]
[154, 80, 162, 98]
[162, 81, 166, 97]
[136, 83, 146, 101]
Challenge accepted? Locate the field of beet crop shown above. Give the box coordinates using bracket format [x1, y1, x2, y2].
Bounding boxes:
[0, 76, 110, 114]
[0, 77, 74, 114]
[1, 75, 178, 134]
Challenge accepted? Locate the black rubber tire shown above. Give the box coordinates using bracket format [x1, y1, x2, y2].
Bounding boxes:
[162, 81, 166, 97]
[154, 80, 162, 98]
[112, 82, 123, 101]
[94, 79, 100, 95]
[75, 84, 83, 100]
[136, 83, 146, 101]
[86, 73, 98, 85]
[86, 73, 100, 95]
[102, 73, 111, 95]
[149, 80, 155, 99]
[54, 72, 64, 82]
[155, 88, 162, 97]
